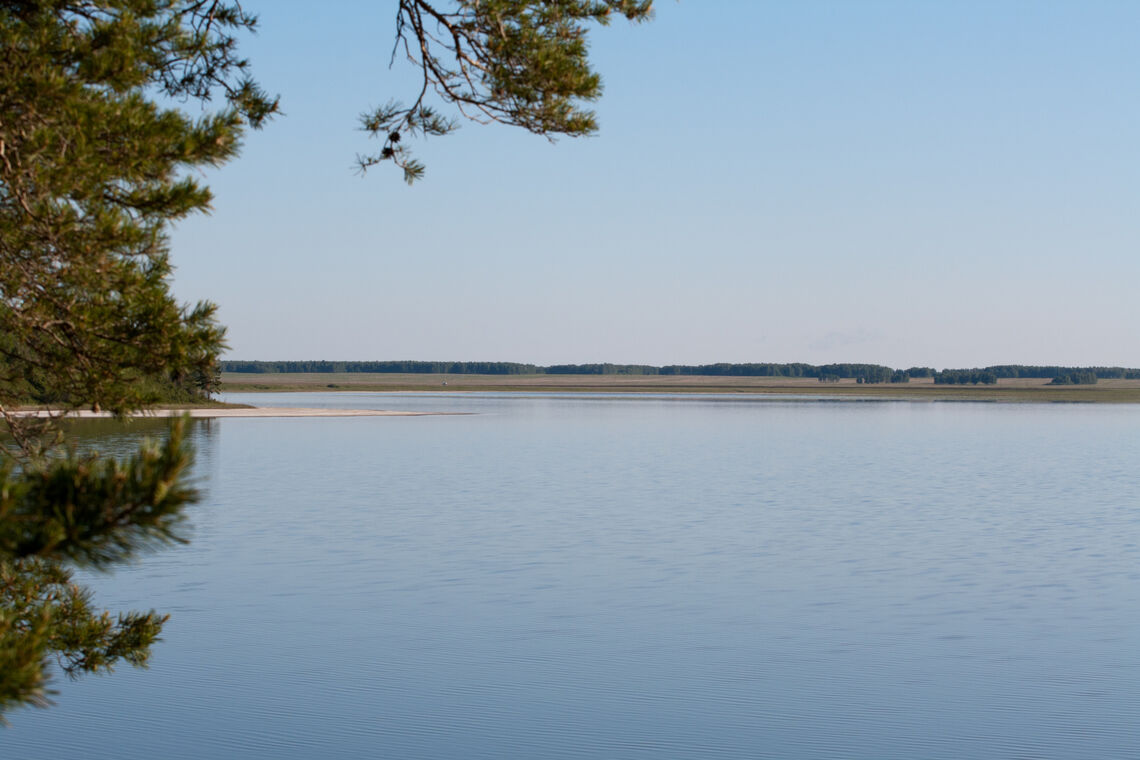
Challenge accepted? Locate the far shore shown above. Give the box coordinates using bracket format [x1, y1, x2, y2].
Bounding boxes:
[219, 372, 1140, 404]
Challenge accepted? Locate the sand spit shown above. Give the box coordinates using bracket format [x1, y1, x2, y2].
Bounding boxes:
[19, 407, 452, 419]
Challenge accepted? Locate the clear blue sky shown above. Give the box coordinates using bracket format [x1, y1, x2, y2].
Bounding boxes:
[169, 0, 1140, 369]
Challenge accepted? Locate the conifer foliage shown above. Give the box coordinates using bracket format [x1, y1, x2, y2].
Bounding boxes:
[360, 0, 654, 182]
[1, 0, 652, 719]
[0, 0, 276, 717]
[0, 422, 197, 715]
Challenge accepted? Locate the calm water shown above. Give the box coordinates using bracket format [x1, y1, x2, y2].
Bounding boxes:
[5, 393, 1139, 759]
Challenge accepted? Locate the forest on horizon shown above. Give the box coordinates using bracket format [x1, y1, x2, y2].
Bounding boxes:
[221, 361, 1140, 386]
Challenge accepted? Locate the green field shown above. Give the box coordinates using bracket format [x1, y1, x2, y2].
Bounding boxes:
[220, 372, 1140, 403]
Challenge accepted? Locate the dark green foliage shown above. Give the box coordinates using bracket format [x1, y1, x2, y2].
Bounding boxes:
[1048, 371, 1098, 386]
[0, 421, 195, 716]
[975, 365, 1139, 380]
[545, 363, 658, 375]
[658, 362, 811, 377]
[656, 363, 900, 382]
[223, 360, 541, 375]
[0, 0, 277, 425]
[933, 370, 999, 385]
[224, 360, 1140, 383]
[934, 366, 1127, 385]
[223, 360, 908, 378]
[1, 0, 275, 718]
[1, 557, 168, 715]
[360, 0, 654, 182]
[0, 421, 196, 567]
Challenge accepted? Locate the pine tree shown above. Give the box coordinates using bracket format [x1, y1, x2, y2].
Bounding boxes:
[361, 0, 654, 182]
[1, 0, 652, 717]
[0, 0, 276, 716]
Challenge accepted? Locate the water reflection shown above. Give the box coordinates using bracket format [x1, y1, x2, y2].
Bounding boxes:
[58, 416, 218, 456]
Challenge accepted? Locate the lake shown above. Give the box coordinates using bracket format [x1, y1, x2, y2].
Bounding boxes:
[4, 393, 1139, 759]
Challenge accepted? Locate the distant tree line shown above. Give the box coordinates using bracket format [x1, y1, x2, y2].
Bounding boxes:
[543, 363, 658, 375]
[221, 361, 1140, 385]
[223, 360, 913, 382]
[655, 363, 908, 381]
[222, 360, 539, 375]
[933, 370, 1000, 385]
[1048, 371, 1098, 385]
[931, 365, 1136, 385]
[979, 365, 1139, 380]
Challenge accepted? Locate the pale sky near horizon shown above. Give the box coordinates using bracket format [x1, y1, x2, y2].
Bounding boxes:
[169, 0, 1140, 369]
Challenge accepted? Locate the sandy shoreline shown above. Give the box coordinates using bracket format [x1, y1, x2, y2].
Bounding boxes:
[18, 407, 451, 419]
